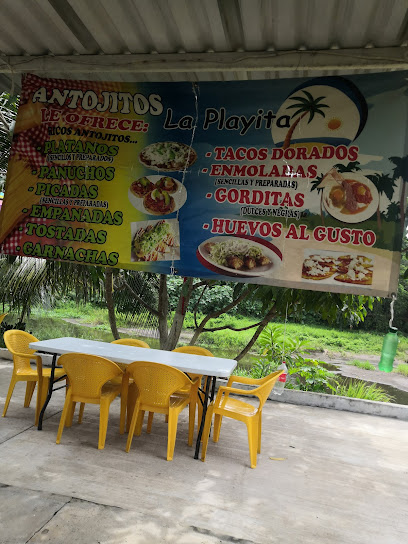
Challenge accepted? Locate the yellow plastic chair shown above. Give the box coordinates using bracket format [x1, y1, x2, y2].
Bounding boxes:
[111, 338, 150, 349]
[2, 330, 66, 425]
[111, 338, 151, 431]
[56, 353, 124, 450]
[201, 370, 283, 468]
[110, 338, 150, 374]
[77, 338, 151, 429]
[124, 361, 199, 460]
[0, 312, 8, 325]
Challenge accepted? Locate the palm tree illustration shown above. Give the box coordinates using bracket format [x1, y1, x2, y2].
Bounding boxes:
[283, 90, 329, 149]
[366, 172, 396, 230]
[386, 201, 400, 222]
[388, 156, 408, 232]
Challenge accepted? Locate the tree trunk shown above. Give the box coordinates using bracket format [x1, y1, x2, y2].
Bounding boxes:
[105, 267, 119, 339]
[376, 205, 382, 231]
[282, 112, 307, 150]
[158, 274, 169, 349]
[400, 181, 406, 233]
[235, 304, 277, 362]
[165, 277, 194, 350]
[19, 300, 28, 323]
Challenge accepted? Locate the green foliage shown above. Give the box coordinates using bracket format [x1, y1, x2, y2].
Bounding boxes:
[287, 359, 338, 393]
[248, 324, 337, 393]
[349, 359, 376, 370]
[0, 92, 19, 179]
[361, 253, 408, 334]
[167, 276, 262, 317]
[0, 319, 27, 348]
[252, 323, 310, 377]
[231, 365, 252, 377]
[393, 363, 408, 377]
[0, 256, 106, 320]
[335, 379, 394, 402]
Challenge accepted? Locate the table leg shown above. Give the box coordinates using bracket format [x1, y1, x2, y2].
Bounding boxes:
[194, 375, 214, 459]
[38, 353, 57, 430]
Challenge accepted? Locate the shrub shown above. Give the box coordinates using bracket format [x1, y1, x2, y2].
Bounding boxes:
[287, 359, 338, 394]
[335, 379, 394, 402]
[349, 359, 376, 371]
[0, 320, 28, 348]
[249, 324, 338, 393]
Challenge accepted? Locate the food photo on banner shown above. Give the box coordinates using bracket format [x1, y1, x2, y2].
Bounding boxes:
[0, 72, 406, 297]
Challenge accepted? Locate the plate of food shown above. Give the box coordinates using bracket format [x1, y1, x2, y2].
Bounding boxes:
[301, 251, 373, 285]
[139, 141, 197, 172]
[128, 175, 187, 216]
[131, 219, 180, 262]
[322, 171, 379, 223]
[197, 235, 282, 277]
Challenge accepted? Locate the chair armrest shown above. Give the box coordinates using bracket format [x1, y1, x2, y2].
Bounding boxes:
[35, 356, 43, 375]
[218, 385, 263, 396]
[10, 350, 40, 360]
[227, 370, 282, 387]
[227, 375, 258, 387]
[214, 384, 262, 406]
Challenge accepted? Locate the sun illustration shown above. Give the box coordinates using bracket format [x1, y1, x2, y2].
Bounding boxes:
[327, 117, 342, 130]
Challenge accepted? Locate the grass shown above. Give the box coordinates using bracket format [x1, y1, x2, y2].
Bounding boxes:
[394, 363, 408, 377]
[3, 302, 408, 362]
[335, 379, 395, 402]
[348, 359, 376, 371]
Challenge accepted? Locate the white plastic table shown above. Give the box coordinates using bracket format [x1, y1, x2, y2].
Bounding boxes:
[30, 337, 237, 458]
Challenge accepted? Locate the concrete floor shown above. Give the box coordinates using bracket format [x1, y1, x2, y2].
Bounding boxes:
[0, 359, 407, 544]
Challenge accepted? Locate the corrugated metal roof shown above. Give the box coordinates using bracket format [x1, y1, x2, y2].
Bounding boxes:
[0, 0, 407, 92]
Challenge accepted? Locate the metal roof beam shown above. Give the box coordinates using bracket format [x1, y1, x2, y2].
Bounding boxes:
[0, 47, 407, 74]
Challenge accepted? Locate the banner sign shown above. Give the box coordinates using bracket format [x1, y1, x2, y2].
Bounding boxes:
[0, 72, 407, 297]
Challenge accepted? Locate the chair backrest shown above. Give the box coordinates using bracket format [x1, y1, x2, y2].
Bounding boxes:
[253, 371, 284, 409]
[172, 346, 214, 357]
[126, 361, 191, 408]
[4, 330, 39, 373]
[58, 353, 123, 400]
[111, 338, 150, 349]
[0, 313, 8, 325]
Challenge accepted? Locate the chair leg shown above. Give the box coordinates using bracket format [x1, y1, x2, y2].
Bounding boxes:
[78, 403, 85, 424]
[125, 400, 140, 453]
[146, 411, 154, 434]
[187, 400, 195, 447]
[65, 401, 76, 427]
[213, 414, 223, 443]
[135, 410, 145, 436]
[246, 420, 257, 469]
[126, 383, 138, 433]
[98, 398, 110, 450]
[200, 405, 214, 462]
[24, 382, 36, 408]
[56, 391, 72, 444]
[166, 409, 178, 461]
[2, 375, 17, 417]
[257, 411, 262, 454]
[119, 396, 126, 435]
